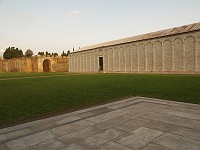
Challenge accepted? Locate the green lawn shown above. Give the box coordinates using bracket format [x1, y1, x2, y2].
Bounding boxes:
[0, 73, 200, 128]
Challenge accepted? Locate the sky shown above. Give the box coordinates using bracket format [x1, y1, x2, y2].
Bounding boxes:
[0, 0, 200, 56]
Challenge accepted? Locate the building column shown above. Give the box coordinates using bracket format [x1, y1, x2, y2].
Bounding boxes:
[162, 42, 164, 71]
[124, 47, 127, 72]
[94, 52, 96, 71]
[89, 53, 91, 71]
[80, 54, 82, 72]
[137, 46, 139, 72]
[195, 39, 198, 71]
[108, 50, 110, 72]
[144, 45, 147, 71]
[172, 42, 174, 71]
[130, 46, 132, 72]
[118, 48, 120, 71]
[153, 43, 155, 72]
[183, 40, 186, 71]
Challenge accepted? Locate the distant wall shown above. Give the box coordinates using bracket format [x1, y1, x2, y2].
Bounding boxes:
[69, 30, 200, 74]
[0, 56, 69, 73]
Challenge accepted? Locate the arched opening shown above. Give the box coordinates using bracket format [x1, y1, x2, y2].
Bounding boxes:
[43, 59, 51, 72]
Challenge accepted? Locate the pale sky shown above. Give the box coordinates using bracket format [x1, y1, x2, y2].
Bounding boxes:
[0, 0, 200, 56]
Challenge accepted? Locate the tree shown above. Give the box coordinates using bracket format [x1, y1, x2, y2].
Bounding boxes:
[67, 50, 70, 56]
[3, 47, 24, 59]
[18, 50, 23, 58]
[53, 53, 58, 57]
[61, 51, 67, 57]
[25, 49, 34, 58]
[38, 52, 45, 56]
[45, 51, 52, 56]
[3, 47, 12, 59]
[45, 51, 48, 56]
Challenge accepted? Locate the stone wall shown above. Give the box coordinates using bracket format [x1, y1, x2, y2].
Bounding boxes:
[0, 56, 69, 73]
[69, 29, 200, 74]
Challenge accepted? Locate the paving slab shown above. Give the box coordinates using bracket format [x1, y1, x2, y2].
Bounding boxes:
[142, 111, 200, 130]
[0, 97, 200, 150]
[6, 130, 55, 150]
[154, 133, 200, 150]
[94, 115, 130, 130]
[115, 127, 164, 149]
[0, 143, 9, 150]
[86, 106, 133, 124]
[58, 127, 103, 145]
[82, 129, 125, 148]
[50, 120, 95, 137]
[141, 143, 171, 150]
[0, 135, 7, 143]
[25, 139, 65, 150]
[139, 118, 200, 141]
[59, 143, 89, 150]
[95, 141, 132, 150]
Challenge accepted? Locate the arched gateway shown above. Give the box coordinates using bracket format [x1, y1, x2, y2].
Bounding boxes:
[43, 59, 51, 72]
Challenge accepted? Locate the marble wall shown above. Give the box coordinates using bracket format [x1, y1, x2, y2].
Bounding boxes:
[69, 30, 200, 73]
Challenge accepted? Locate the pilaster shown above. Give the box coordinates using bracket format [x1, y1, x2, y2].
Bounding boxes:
[172, 42, 174, 71]
[195, 39, 198, 71]
[153, 43, 155, 72]
[144, 45, 147, 71]
[162, 42, 164, 71]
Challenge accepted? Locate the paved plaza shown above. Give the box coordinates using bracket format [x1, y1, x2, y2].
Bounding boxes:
[0, 97, 200, 150]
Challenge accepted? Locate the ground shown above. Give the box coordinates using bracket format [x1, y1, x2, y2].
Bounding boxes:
[0, 73, 200, 128]
[0, 97, 200, 150]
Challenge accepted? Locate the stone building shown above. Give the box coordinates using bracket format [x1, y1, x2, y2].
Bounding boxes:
[69, 22, 200, 74]
[0, 56, 69, 73]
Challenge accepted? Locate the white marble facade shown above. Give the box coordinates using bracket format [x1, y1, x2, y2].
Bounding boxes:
[69, 23, 200, 73]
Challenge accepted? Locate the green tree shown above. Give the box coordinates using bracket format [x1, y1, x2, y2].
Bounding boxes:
[38, 51, 45, 56]
[3, 47, 12, 59]
[3, 47, 23, 59]
[67, 50, 70, 56]
[61, 51, 67, 57]
[25, 49, 34, 58]
[53, 53, 58, 57]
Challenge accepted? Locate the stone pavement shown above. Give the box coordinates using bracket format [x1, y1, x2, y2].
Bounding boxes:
[1, 97, 200, 150]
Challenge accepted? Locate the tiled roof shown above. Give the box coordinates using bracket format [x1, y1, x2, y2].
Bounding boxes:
[75, 22, 200, 52]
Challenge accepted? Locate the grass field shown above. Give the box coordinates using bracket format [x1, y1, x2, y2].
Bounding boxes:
[0, 73, 200, 128]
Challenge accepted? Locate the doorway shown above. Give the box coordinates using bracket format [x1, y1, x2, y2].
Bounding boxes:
[43, 59, 50, 72]
[99, 57, 103, 71]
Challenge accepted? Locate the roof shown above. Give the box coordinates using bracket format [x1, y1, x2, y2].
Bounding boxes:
[74, 22, 200, 52]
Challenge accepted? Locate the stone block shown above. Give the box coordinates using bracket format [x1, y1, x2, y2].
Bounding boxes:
[86, 107, 132, 124]
[0, 135, 7, 143]
[116, 127, 163, 149]
[51, 120, 94, 136]
[25, 139, 65, 150]
[83, 129, 124, 148]
[94, 115, 130, 130]
[154, 133, 200, 150]
[88, 107, 113, 115]
[141, 119, 200, 142]
[107, 99, 141, 109]
[142, 111, 200, 130]
[29, 121, 57, 132]
[6, 130, 55, 150]
[96, 141, 132, 150]
[76, 111, 95, 118]
[59, 143, 89, 150]
[4, 128, 31, 140]
[0, 144, 9, 150]
[56, 116, 81, 125]
[142, 143, 171, 150]
[58, 127, 103, 145]
[114, 119, 140, 132]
